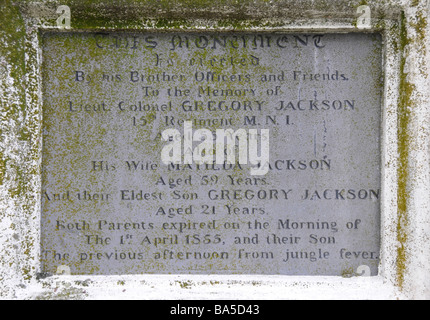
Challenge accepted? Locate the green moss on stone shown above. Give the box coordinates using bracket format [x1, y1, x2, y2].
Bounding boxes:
[396, 10, 412, 291]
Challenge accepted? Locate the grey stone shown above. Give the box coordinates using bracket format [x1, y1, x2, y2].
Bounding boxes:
[41, 32, 382, 275]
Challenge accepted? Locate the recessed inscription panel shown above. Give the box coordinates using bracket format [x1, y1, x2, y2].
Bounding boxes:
[41, 32, 382, 275]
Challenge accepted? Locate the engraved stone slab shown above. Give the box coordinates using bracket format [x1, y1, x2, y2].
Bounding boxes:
[41, 32, 382, 275]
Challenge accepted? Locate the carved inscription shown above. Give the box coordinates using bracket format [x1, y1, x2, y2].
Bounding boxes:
[41, 32, 382, 275]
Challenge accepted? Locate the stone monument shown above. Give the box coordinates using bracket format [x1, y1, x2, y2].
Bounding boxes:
[0, 0, 429, 299]
[41, 31, 382, 276]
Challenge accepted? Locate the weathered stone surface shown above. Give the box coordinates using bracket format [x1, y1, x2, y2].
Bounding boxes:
[1, 0, 429, 301]
[41, 31, 382, 275]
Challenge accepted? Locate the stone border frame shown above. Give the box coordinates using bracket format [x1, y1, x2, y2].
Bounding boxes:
[1, 0, 429, 299]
